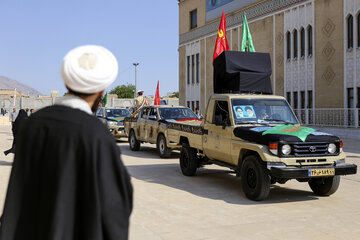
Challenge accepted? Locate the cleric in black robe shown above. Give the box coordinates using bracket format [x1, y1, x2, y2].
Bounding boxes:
[0, 45, 133, 240]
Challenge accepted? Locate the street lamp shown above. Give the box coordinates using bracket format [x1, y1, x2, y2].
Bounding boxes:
[133, 63, 139, 98]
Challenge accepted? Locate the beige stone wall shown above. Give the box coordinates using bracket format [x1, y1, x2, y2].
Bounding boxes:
[179, 0, 206, 35]
[231, 27, 239, 51]
[314, 0, 344, 108]
[178, 46, 186, 106]
[205, 35, 217, 104]
[248, 16, 274, 90]
[275, 12, 285, 96]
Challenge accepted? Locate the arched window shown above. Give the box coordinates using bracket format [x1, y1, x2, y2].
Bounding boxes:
[347, 15, 353, 49]
[357, 13, 360, 47]
[293, 30, 298, 59]
[286, 31, 291, 60]
[307, 25, 313, 56]
[300, 27, 305, 57]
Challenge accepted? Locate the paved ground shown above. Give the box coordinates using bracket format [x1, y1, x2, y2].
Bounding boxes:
[0, 125, 359, 239]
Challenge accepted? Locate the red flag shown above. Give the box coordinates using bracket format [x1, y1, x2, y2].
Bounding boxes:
[213, 11, 230, 63]
[154, 80, 160, 105]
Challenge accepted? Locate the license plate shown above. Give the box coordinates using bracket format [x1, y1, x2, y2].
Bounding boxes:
[308, 168, 335, 177]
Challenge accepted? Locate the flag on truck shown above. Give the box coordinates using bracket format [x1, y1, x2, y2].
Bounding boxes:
[102, 92, 108, 107]
[241, 12, 255, 52]
[213, 10, 230, 63]
[154, 80, 160, 105]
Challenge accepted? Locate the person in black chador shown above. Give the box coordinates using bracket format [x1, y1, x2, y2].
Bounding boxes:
[0, 45, 133, 240]
[3, 109, 28, 156]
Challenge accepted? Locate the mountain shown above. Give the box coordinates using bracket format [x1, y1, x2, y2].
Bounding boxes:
[0, 76, 42, 96]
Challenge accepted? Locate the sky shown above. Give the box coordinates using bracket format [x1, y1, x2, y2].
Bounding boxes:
[0, 0, 179, 97]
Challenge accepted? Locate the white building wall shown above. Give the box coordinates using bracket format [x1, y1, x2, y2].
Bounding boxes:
[344, 0, 360, 107]
[185, 41, 201, 110]
[284, 1, 314, 109]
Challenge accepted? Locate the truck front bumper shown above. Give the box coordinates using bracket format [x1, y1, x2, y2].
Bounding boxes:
[269, 164, 357, 179]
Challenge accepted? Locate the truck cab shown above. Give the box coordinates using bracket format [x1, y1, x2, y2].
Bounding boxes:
[173, 93, 357, 201]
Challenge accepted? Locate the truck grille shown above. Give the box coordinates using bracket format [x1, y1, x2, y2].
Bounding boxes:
[291, 142, 329, 157]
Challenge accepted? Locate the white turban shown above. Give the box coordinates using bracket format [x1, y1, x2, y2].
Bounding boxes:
[61, 45, 118, 94]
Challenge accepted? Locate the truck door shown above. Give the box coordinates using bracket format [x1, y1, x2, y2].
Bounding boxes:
[146, 107, 159, 144]
[138, 107, 149, 141]
[203, 100, 232, 162]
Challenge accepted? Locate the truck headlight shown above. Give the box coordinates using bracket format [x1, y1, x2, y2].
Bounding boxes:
[328, 143, 336, 154]
[281, 144, 291, 155]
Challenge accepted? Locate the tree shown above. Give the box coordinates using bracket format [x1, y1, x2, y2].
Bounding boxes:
[110, 84, 135, 98]
[173, 91, 179, 98]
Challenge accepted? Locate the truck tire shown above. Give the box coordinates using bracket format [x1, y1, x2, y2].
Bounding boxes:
[157, 134, 171, 158]
[240, 155, 270, 201]
[308, 176, 340, 196]
[129, 130, 140, 151]
[180, 145, 198, 176]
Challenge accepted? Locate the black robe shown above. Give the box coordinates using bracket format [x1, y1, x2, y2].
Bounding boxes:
[0, 105, 133, 240]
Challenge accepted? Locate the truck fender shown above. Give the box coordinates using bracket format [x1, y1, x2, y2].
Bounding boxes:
[237, 149, 263, 175]
[179, 136, 189, 146]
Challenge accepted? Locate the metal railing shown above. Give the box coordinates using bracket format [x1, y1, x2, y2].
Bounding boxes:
[294, 108, 359, 128]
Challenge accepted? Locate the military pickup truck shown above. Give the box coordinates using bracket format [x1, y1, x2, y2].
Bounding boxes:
[167, 94, 357, 201]
[124, 105, 201, 158]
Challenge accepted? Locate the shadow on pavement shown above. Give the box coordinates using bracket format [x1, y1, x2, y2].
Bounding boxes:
[0, 161, 12, 166]
[120, 145, 180, 160]
[126, 163, 319, 205]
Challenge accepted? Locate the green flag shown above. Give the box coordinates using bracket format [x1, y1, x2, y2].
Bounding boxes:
[102, 92, 108, 107]
[241, 12, 255, 52]
[262, 124, 316, 142]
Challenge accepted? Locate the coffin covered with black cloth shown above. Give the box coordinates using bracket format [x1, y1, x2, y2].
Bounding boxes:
[213, 51, 272, 94]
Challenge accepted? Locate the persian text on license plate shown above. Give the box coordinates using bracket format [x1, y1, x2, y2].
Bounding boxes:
[308, 168, 335, 177]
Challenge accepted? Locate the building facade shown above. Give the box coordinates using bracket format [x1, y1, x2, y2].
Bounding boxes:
[178, 0, 360, 126]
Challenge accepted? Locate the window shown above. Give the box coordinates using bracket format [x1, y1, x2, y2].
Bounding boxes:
[213, 100, 230, 126]
[348, 88, 354, 108]
[190, 9, 197, 29]
[358, 13, 360, 47]
[187, 101, 190, 108]
[293, 30, 298, 59]
[307, 90, 313, 108]
[196, 53, 200, 83]
[286, 92, 291, 104]
[286, 31, 291, 60]
[196, 100, 199, 110]
[300, 91, 305, 109]
[300, 28, 305, 57]
[191, 55, 195, 84]
[191, 101, 195, 111]
[187, 56, 190, 84]
[307, 25, 313, 56]
[293, 92, 298, 109]
[357, 87, 360, 108]
[348, 15, 353, 49]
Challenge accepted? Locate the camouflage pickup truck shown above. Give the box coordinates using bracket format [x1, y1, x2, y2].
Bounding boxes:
[124, 105, 201, 158]
[167, 93, 357, 201]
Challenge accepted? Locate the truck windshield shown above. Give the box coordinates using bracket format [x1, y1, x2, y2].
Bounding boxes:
[106, 109, 131, 118]
[158, 108, 198, 120]
[231, 98, 298, 125]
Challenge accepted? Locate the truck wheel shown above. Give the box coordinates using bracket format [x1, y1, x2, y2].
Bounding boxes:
[180, 145, 198, 176]
[308, 176, 340, 196]
[240, 155, 270, 201]
[157, 134, 171, 158]
[129, 130, 140, 151]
